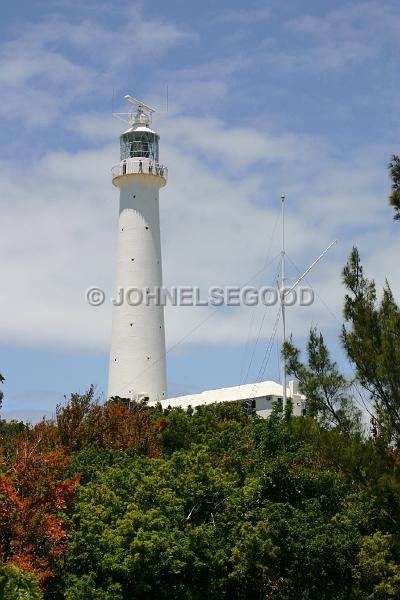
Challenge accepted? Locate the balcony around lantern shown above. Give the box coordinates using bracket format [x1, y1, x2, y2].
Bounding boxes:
[111, 158, 168, 186]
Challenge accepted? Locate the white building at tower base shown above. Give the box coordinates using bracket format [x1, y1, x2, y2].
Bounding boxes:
[149, 379, 306, 419]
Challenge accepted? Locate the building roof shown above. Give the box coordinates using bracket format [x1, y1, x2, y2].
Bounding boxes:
[122, 125, 158, 136]
[150, 380, 301, 410]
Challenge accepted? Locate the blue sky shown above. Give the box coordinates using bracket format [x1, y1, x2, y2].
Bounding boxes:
[0, 0, 399, 421]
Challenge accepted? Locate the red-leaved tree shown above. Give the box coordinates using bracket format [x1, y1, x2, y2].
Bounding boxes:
[0, 423, 78, 583]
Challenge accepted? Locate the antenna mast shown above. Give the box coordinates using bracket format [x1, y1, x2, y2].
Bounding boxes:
[278, 191, 337, 414]
[280, 194, 287, 411]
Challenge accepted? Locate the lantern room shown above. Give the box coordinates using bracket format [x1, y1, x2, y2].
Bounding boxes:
[120, 127, 159, 162]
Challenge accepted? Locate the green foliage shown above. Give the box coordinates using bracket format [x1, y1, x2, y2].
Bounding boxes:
[160, 401, 250, 455]
[388, 154, 400, 221]
[0, 394, 398, 599]
[0, 420, 28, 463]
[61, 452, 232, 599]
[0, 564, 42, 600]
[66, 446, 120, 485]
[43, 403, 398, 600]
[283, 328, 361, 432]
[342, 247, 400, 444]
[352, 531, 400, 598]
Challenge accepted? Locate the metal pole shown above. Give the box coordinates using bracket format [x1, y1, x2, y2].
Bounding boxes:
[283, 239, 338, 296]
[280, 194, 287, 411]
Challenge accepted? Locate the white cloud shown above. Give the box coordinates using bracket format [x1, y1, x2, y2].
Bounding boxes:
[0, 9, 192, 127]
[0, 144, 116, 350]
[1, 108, 397, 358]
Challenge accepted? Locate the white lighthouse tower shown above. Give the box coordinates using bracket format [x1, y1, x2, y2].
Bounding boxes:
[108, 95, 167, 402]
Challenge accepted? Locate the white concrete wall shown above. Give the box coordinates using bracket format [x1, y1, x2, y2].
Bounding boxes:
[108, 172, 167, 402]
[149, 380, 306, 419]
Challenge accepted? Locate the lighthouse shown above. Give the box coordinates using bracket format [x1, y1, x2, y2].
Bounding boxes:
[108, 95, 167, 402]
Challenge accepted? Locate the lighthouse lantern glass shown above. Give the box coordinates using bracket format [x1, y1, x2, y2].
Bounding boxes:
[120, 131, 159, 162]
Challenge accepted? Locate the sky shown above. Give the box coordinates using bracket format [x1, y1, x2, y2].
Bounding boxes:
[0, 0, 399, 421]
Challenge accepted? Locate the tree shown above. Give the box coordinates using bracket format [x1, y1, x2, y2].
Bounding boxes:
[388, 155, 400, 221]
[0, 563, 43, 599]
[0, 373, 4, 412]
[283, 328, 360, 432]
[60, 451, 235, 600]
[0, 429, 79, 583]
[57, 403, 369, 600]
[2, 389, 400, 598]
[342, 248, 400, 444]
[56, 387, 160, 455]
[352, 532, 400, 598]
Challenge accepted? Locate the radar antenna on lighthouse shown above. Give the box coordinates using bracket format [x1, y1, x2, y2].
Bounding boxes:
[113, 94, 156, 127]
[124, 95, 156, 113]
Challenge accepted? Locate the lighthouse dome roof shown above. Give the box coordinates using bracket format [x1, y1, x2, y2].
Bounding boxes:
[122, 124, 158, 136]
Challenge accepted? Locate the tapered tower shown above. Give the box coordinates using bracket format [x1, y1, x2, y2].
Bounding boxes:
[108, 95, 167, 402]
